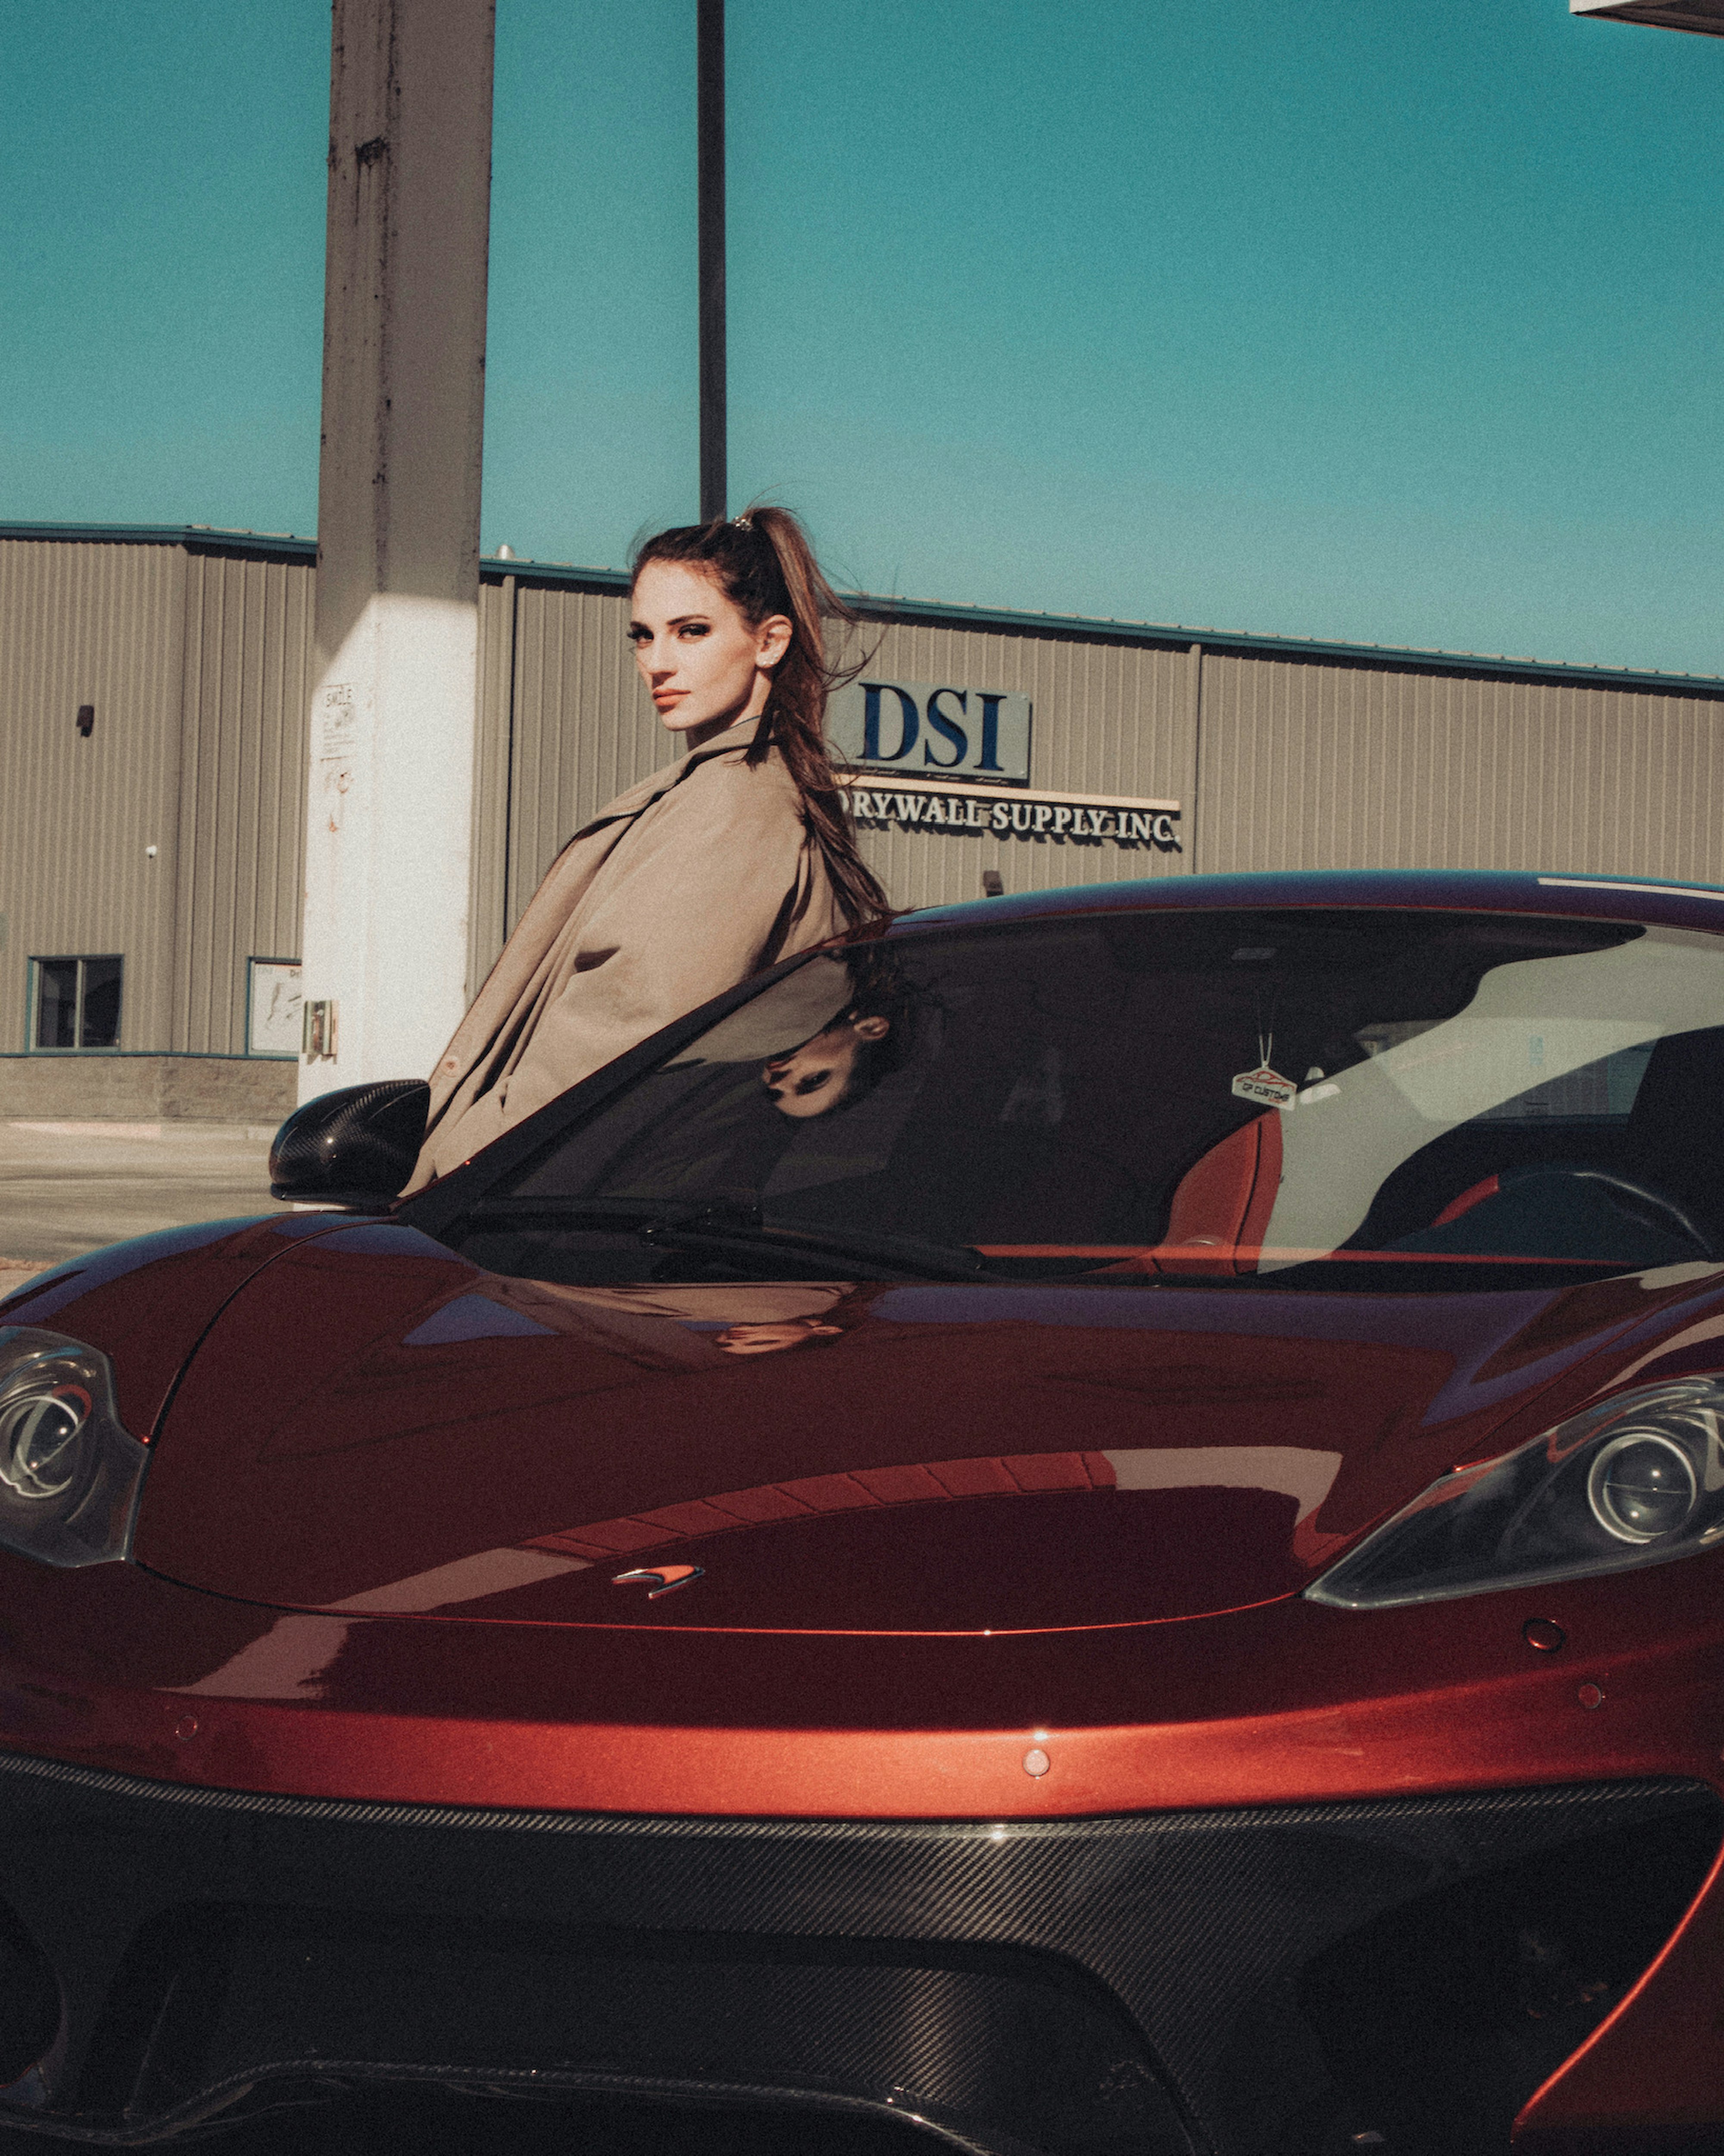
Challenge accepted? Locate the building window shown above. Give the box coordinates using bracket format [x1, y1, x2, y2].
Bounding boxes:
[32, 956, 123, 1050]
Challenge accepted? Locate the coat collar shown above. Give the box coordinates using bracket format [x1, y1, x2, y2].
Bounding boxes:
[580, 713, 768, 832]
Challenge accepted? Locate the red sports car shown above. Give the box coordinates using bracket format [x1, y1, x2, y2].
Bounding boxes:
[2, 869, 1723, 2156]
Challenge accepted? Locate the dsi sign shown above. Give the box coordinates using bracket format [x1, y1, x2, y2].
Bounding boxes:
[828, 678, 1032, 785]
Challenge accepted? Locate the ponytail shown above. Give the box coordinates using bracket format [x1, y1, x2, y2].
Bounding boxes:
[629, 507, 892, 930]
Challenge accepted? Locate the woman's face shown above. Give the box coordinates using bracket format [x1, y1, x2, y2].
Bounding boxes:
[761, 1015, 890, 1118]
[629, 560, 791, 746]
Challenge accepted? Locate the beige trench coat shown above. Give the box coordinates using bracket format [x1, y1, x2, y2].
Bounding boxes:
[406, 716, 845, 1191]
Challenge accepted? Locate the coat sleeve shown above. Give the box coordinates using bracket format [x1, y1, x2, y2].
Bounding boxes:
[491, 751, 839, 1130]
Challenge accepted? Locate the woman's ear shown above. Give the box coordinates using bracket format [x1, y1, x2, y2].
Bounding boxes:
[754, 613, 793, 670]
[852, 1014, 890, 1042]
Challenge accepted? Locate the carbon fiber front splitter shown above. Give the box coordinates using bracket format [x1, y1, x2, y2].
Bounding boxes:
[0, 1751, 1713, 2156]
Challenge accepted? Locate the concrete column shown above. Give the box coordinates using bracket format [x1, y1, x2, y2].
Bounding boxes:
[298, 0, 495, 1102]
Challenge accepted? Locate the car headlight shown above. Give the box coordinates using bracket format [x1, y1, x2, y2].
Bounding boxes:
[0, 1328, 147, 1566]
[1307, 1378, 1724, 1611]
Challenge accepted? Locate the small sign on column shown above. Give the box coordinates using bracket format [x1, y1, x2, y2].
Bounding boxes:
[302, 999, 339, 1063]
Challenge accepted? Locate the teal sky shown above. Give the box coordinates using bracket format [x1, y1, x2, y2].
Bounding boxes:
[3, 0, 1720, 672]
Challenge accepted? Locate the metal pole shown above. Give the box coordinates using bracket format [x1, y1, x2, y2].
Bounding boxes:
[298, 0, 495, 1101]
[697, 0, 727, 523]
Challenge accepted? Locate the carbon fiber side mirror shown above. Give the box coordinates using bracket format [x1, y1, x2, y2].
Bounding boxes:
[269, 1079, 430, 1208]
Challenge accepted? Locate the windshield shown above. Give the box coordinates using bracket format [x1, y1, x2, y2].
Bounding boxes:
[438, 907, 1724, 1292]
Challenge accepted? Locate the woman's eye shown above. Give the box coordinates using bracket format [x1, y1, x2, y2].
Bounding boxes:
[678, 622, 710, 639]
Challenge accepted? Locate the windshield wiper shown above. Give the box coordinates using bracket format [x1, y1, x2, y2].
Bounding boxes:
[637, 1206, 991, 1283]
[466, 1194, 684, 1224]
[456, 1193, 990, 1282]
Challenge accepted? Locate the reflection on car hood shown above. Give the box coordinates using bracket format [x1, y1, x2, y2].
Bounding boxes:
[132, 1224, 1724, 1636]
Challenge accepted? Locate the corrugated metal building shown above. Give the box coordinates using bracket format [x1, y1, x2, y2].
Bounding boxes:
[5, 522, 1722, 1122]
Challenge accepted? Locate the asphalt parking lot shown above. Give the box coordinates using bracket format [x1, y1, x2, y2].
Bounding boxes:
[0, 1118, 283, 1282]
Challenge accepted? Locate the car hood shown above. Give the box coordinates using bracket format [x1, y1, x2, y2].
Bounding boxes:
[132, 1224, 1724, 1635]
[0, 1214, 362, 1437]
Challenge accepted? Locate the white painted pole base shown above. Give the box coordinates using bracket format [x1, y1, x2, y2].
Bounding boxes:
[299, 594, 477, 1098]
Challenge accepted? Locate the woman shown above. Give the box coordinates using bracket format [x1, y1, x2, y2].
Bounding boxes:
[405, 507, 890, 1192]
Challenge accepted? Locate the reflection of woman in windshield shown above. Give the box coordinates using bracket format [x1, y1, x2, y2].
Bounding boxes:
[761, 949, 918, 1120]
[406, 509, 891, 1192]
[762, 1014, 892, 1117]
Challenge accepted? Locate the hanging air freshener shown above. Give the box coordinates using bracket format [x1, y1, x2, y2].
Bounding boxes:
[1232, 1015, 1297, 1108]
[1232, 1064, 1298, 1109]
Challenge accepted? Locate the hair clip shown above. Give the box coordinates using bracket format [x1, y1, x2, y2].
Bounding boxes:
[732, 515, 752, 531]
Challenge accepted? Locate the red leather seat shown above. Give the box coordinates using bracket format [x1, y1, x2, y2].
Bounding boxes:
[1098, 1112, 1284, 1277]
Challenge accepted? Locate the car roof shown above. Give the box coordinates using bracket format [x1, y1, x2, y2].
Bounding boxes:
[892, 867, 1724, 941]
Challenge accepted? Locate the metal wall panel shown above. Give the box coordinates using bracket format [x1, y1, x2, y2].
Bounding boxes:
[505, 584, 667, 932]
[172, 551, 313, 1053]
[838, 618, 1196, 909]
[468, 576, 517, 997]
[1195, 652, 1724, 882]
[0, 538, 184, 1053]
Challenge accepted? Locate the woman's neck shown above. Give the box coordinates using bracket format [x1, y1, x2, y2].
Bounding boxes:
[684, 703, 765, 752]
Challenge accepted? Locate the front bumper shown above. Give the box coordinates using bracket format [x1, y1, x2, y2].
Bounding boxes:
[0, 1751, 1715, 2156]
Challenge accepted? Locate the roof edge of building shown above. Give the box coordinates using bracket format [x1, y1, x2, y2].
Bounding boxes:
[0, 520, 319, 560]
[3, 520, 1720, 699]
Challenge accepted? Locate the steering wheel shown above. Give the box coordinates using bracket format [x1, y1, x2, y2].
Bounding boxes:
[1432, 1163, 1716, 1262]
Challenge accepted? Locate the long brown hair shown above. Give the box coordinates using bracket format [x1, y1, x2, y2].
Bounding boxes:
[630, 506, 891, 929]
